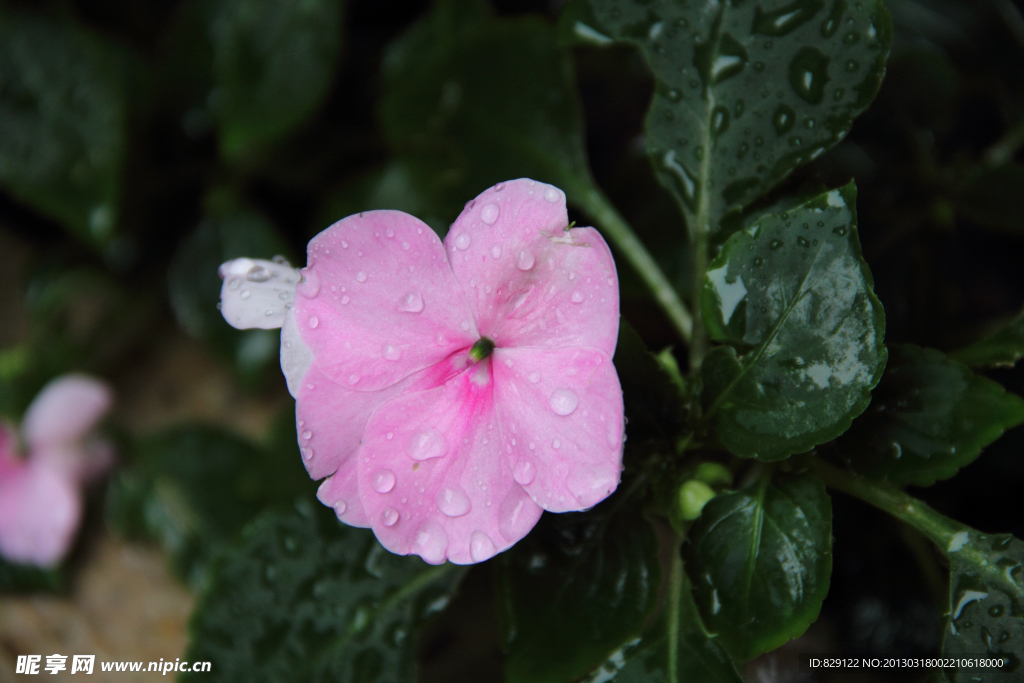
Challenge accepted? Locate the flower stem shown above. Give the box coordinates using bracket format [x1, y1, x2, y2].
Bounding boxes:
[570, 183, 694, 343]
[811, 459, 967, 551]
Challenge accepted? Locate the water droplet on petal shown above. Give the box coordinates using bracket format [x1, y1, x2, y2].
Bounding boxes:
[498, 489, 535, 542]
[307, 315, 319, 328]
[382, 508, 399, 526]
[372, 469, 396, 493]
[414, 522, 448, 564]
[297, 270, 320, 298]
[549, 389, 579, 416]
[528, 372, 541, 384]
[227, 278, 240, 290]
[516, 249, 535, 271]
[454, 233, 471, 250]
[513, 461, 536, 485]
[437, 487, 471, 517]
[341, 295, 350, 304]
[386, 228, 395, 238]
[552, 438, 561, 449]
[544, 186, 561, 203]
[246, 265, 270, 282]
[301, 447, 313, 461]
[333, 500, 347, 515]
[481, 203, 500, 225]
[407, 429, 448, 461]
[240, 290, 251, 300]
[383, 344, 402, 361]
[470, 531, 497, 562]
[490, 245, 502, 259]
[356, 271, 367, 282]
[301, 430, 312, 440]
[570, 291, 584, 304]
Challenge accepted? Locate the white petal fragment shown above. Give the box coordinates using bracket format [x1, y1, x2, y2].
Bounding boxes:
[218, 257, 300, 330]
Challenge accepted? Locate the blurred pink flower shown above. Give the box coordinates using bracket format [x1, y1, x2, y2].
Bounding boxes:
[220, 179, 624, 564]
[0, 375, 114, 567]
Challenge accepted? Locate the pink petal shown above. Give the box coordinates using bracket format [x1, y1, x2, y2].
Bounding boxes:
[492, 346, 624, 512]
[355, 361, 542, 565]
[298, 352, 471, 524]
[444, 179, 620, 357]
[21, 374, 112, 452]
[295, 211, 478, 392]
[0, 451, 81, 568]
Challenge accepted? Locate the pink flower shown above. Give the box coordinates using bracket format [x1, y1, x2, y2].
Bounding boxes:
[0, 375, 114, 567]
[219, 179, 624, 564]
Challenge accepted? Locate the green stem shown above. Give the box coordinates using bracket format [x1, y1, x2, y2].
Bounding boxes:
[811, 459, 966, 550]
[667, 532, 683, 682]
[689, 226, 708, 370]
[570, 183, 694, 344]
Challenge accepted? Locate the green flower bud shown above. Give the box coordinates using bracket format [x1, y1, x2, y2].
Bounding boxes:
[678, 480, 717, 521]
[694, 462, 733, 488]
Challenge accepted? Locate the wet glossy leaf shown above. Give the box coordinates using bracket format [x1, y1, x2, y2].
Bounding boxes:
[106, 421, 313, 589]
[956, 163, 1024, 235]
[602, 563, 744, 683]
[167, 207, 291, 381]
[0, 10, 126, 247]
[559, 0, 892, 232]
[951, 308, 1024, 369]
[380, 0, 592, 224]
[942, 531, 1024, 682]
[700, 183, 887, 461]
[685, 470, 832, 661]
[184, 500, 466, 683]
[499, 482, 660, 683]
[832, 345, 1024, 487]
[207, 0, 345, 159]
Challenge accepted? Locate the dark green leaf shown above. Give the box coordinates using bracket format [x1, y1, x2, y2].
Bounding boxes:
[380, 0, 592, 225]
[167, 207, 290, 381]
[951, 308, 1024, 369]
[613, 319, 687, 444]
[685, 470, 832, 661]
[559, 0, 892, 232]
[106, 422, 313, 588]
[208, 0, 345, 159]
[499, 480, 660, 683]
[0, 10, 126, 246]
[942, 531, 1024, 682]
[701, 183, 887, 461]
[956, 163, 1024, 235]
[184, 501, 466, 683]
[831, 345, 1024, 487]
[594, 548, 743, 683]
[0, 557, 62, 594]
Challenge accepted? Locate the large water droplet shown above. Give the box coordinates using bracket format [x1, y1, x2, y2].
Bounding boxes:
[513, 461, 536, 485]
[385, 228, 395, 238]
[711, 106, 730, 138]
[789, 47, 831, 104]
[437, 487, 471, 517]
[516, 249, 535, 271]
[661, 150, 699, 209]
[820, 0, 846, 37]
[694, 33, 748, 89]
[549, 389, 579, 416]
[570, 291, 584, 304]
[382, 508, 399, 526]
[334, 500, 347, 515]
[544, 186, 561, 203]
[383, 344, 402, 361]
[407, 429, 448, 461]
[753, 0, 825, 36]
[372, 469, 396, 493]
[498, 490, 535, 542]
[398, 292, 424, 313]
[355, 271, 367, 282]
[301, 429, 312, 440]
[470, 531, 497, 562]
[246, 265, 270, 282]
[307, 315, 319, 329]
[414, 522, 448, 564]
[481, 203, 500, 225]
[454, 233, 472, 250]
